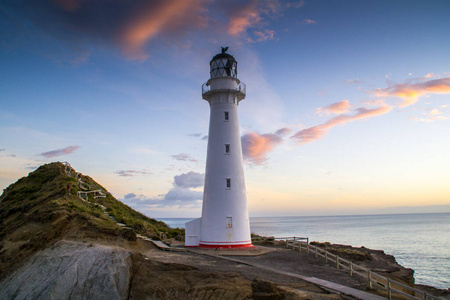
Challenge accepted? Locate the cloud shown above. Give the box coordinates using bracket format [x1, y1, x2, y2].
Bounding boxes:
[424, 73, 437, 79]
[225, 0, 302, 38]
[122, 171, 204, 208]
[316, 100, 351, 116]
[429, 108, 443, 116]
[39, 146, 80, 158]
[188, 133, 202, 138]
[292, 105, 392, 144]
[6, 0, 209, 61]
[241, 128, 290, 165]
[251, 29, 275, 42]
[374, 77, 450, 107]
[171, 153, 197, 162]
[344, 78, 362, 84]
[410, 107, 448, 122]
[174, 171, 204, 188]
[302, 19, 317, 25]
[227, 1, 263, 36]
[119, 0, 209, 60]
[410, 116, 448, 122]
[114, 170, 153, 177]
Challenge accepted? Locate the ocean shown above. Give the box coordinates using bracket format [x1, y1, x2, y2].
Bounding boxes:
[157, 213, 450, 290]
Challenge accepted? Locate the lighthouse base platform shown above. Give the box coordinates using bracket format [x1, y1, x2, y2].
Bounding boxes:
[185, 245, 276, 256]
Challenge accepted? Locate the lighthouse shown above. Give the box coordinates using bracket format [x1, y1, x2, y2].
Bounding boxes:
[185, 47, 252, 248]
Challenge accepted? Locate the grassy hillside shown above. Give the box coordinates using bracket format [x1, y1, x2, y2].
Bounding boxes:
[0, 162, 183, 279]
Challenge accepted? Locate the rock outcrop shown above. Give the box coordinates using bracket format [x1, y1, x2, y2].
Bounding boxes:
[0, 241, 131, 300]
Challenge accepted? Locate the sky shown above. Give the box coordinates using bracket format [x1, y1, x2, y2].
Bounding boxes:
[1, 0, 450, 218]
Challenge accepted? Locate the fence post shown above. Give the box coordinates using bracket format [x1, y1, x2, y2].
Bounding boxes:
[387, 278, 391, 300]
[336, 255, 339, 269]
[367, 270, 373, 288]
[315, 245, 318, 258]
[325, 251, 328, 264]
[424, 291, 427, 300]
[307, 241, 310, 253]
[349, 262, 353, 276]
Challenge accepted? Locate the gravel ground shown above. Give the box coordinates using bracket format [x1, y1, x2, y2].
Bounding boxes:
[143, 246, 369, 292]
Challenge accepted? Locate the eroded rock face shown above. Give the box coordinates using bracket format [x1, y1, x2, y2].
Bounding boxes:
[0, 241, 256, 300]
[0, 241, 131, 300]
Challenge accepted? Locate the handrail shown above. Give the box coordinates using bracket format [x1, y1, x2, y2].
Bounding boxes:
[253, 235, 441, 300]
[202, 81, 246, 97]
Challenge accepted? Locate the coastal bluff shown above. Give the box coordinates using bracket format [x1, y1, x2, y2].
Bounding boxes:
[1, 163, 448, 299]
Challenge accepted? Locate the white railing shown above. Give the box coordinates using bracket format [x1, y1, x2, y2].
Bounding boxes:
[201, 81, 246, 97]
[252, 236, 441, 300]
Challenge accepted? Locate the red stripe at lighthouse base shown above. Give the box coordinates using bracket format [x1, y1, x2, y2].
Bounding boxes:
[198, 241, 255, 249]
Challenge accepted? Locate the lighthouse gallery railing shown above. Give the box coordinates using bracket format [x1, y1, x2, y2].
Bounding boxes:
[202, 81, 246, 97]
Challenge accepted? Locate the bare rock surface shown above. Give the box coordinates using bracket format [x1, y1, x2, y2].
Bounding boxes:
[0, 241, 131, 300]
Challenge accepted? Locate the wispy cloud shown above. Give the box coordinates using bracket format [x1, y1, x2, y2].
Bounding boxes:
[39, 146, 80, 158]
[225, 0, 303, 40]
[292, 105, 392, 144]
[302, 18, 317, 25]
[251, 29, 275, 42]
[171, 153, 197, 162]
[114, 170, 153, 177]
[316, 100, 351, 116]
[344, 78, 362, 84]
[241, 128, 291, 165]
[374, 77, 450, 107]
[410, 107, 448, 122]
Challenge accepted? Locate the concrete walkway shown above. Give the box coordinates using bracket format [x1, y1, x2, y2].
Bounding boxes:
[189, 248, 385, 300]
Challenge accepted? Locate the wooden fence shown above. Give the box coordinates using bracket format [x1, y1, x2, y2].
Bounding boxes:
[253, 237, 441, 300]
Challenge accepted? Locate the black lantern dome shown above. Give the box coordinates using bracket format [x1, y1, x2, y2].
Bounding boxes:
[210, 47, 238, 78]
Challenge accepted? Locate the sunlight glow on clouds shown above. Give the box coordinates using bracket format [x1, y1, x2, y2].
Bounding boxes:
[119, 0, 208, 60]
[241, 128, 291, 165]
[375, 77, 450, 107]
[316, 100, 351, 115]
[292, 104, 392, 144]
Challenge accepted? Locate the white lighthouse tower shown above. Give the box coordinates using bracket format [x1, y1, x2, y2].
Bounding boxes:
[185, 47, 252, 248]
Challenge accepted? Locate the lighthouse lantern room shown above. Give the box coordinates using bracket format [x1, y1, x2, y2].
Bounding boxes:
[185, 48, 252, 248]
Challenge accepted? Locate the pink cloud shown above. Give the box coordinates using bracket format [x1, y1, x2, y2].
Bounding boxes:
[119, 0, 208, 60]
[40, 146, 80, 158]
[227, 1, 262, 36]
[374, 77, 450, 107]
[316, 100, 351, 115]
[242, 132, 282, 165]
[292, 105, 392, 144]
[241, 127, 290, 165]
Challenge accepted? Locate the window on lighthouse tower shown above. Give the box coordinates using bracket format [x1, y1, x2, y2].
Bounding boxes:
[225, 144, 230, 154]
[224, 111, 229, 121]
[226, 178, 231, 188]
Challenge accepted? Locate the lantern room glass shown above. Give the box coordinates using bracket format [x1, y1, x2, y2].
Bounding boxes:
[210, 58, 237, 78]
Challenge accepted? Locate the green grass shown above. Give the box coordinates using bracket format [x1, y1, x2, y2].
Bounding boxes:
[0, 162, 184, 240]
